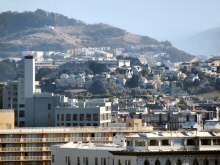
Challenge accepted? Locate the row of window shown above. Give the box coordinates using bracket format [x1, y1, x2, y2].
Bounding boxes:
[143, 158, 215, 165]
[127, 138, 220, 147]
[57, 123, 99, 126]
[57, 114, 99, 122]
[56, 156, 131, 165]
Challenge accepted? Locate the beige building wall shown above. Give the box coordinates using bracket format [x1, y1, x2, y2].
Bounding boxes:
[126, 118, 142, 128]
[0, 109, 14, 129]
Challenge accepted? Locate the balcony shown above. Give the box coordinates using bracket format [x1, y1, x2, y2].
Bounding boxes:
[0, 147, 51, 152]
[0, 156, 51, 161]
[0, 138, 21, 143]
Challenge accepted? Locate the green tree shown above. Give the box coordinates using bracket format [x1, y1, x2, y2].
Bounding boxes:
[88, 80, 107, 95]
[89, 61, 109, 74]
[126, 74, 141, 88]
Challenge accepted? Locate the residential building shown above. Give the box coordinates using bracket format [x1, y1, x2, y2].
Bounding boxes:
[0, 126, 153, 164]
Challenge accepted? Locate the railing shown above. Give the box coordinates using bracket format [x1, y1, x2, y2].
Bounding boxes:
[0, 147, 51, 152]
[0, 156, 51, 161]
[0, 138, 21, 143]
[0, 126, 153, 134]
[67, 137, 113, 142]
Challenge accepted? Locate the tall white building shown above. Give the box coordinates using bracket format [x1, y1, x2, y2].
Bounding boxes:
[24, 55, 35, 98]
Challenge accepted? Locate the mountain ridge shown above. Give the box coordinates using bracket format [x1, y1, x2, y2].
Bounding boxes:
[0, 9, 194, 62]
[174, 27, 220, 55]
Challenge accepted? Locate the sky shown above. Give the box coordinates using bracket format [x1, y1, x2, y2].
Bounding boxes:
[0, 0, 220, 42]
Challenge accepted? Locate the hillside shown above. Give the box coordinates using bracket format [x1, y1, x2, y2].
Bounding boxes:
[0, 9, 194, 62]
[174, 27, 220, 55]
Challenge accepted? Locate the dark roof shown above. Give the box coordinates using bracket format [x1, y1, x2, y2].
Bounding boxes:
[109, 150, 220, 156]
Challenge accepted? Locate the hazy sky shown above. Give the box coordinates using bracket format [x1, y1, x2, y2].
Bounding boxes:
[0, 0, 220, 42]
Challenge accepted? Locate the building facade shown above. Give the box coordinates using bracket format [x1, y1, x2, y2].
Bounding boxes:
[0, 126, 153, 165]
[52, 131, 220, 165]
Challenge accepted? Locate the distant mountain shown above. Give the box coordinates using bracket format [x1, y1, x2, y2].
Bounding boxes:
[0, 9, 194, 62]
[174, 27, 220, 56]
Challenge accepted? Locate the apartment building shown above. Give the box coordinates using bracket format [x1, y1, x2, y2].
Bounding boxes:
[0, 126, 153, 165]
[52, 131, 220, 165]
[55, 101, 111, 127]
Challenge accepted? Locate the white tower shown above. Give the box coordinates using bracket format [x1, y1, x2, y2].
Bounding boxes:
[24, 55, 35, 98]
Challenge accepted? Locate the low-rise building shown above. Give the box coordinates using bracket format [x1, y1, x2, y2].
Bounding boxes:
[55, 101, 112, 127]
[52, 131, 220, 165]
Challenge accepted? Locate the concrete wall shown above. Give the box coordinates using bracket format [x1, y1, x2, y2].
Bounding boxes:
[25, 94, 63, 127]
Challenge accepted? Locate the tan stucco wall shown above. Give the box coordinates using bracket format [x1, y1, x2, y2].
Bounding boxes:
[0, 109, 14, 129]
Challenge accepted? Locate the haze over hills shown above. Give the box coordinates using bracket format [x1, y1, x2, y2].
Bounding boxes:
[0, 9, 194, 62]
[174, 27, 220, 56]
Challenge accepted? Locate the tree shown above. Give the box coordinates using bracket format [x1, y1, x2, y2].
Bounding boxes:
[141, 68, 150, 78]
[88, 80, 108, 95]
[126, 74, 141, 88]
[88, 61, 109, 74]
[216, 79, 220, 91]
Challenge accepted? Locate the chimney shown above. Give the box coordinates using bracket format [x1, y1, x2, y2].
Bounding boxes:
[24, 55, 35, 98]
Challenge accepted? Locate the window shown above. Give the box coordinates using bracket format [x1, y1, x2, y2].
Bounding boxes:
[144, 160, 150, 165]
[80, 114, 84, 121]
[95, 157, 98, 165]
[19, 111, 25, 118]
[213, 139, 220, 145]
[93, 114, 98, 121]
[125, 160, 131, 165]
[203, 159, 209, 165]
[127, 140, 133, 146]
[19, 121, 25, 127]
[201, 139, 211, 145]
[77, 157, 80, 165]
[86, 114, 91, 121]
[48, 103, 51, 110]
[118, 159, 121, 165]
[187, 139, 197, 145]
[66, 114, 71, 121]
[149, 140, 158, 146]
[176, 159, 182, 165]
[186, 115, 190, 122]
[101, 158, 106, 165]
[73, 114, 78, 121]
[161, 139, 170, 146]
[83, 157, 88, 165]
[52, 155, 55, 163]
[93, 123, 98, 126]
[155, 160, 160, 165]
[68, 156, 71, 165]
[135, 140, 145, 146]
[73, 123, 77, 126]
[66, 123, 71, 126]
[61, 114, 64, 121]
[166, 160, 171, 165]
[193, 159, 199, 165]
[19, 104, 25, 108]
[57, 114, 60, 121]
